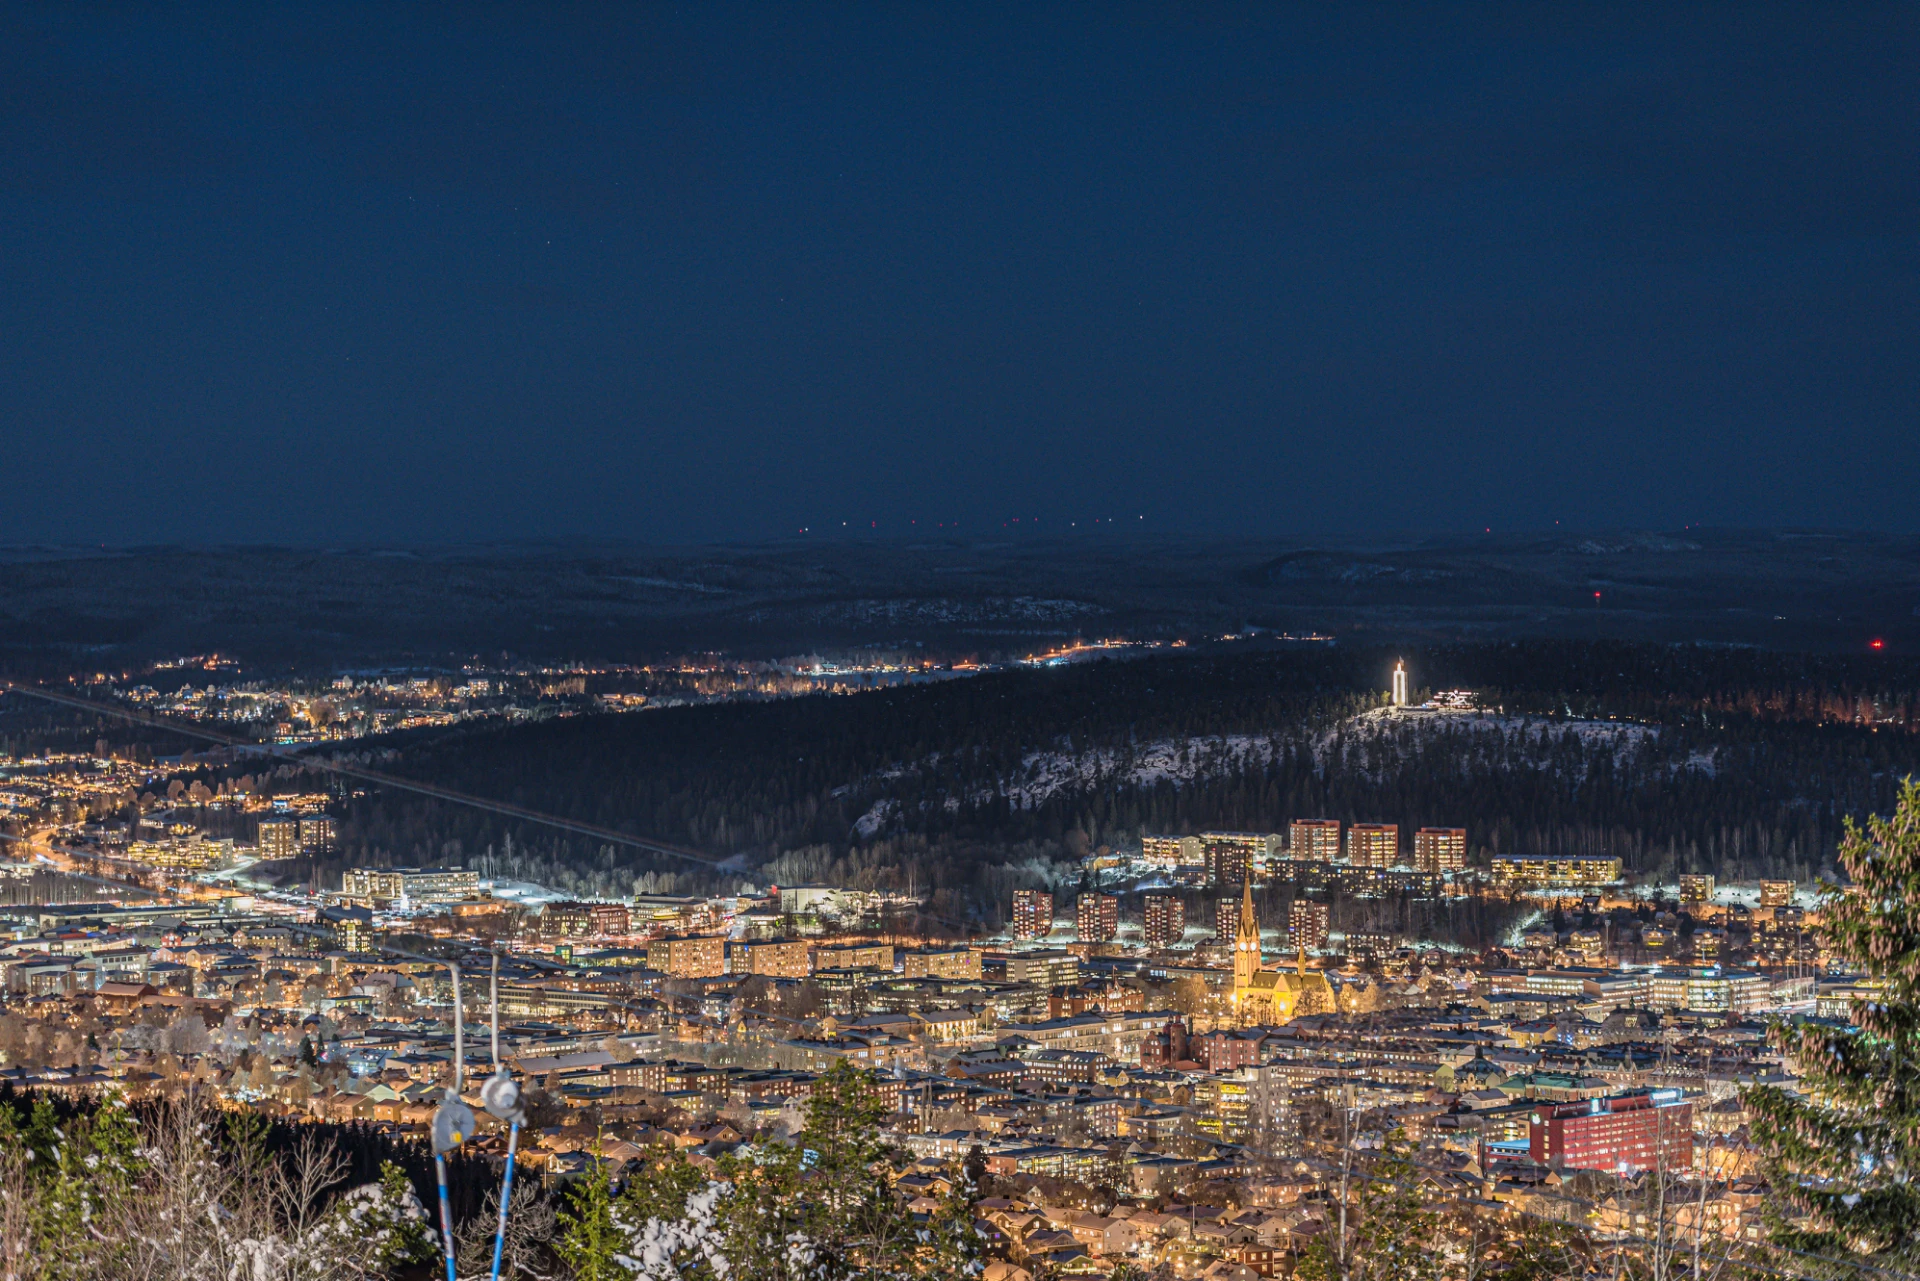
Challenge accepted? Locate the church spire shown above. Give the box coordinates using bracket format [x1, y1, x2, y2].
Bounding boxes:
[1233, 871, 1260, 990]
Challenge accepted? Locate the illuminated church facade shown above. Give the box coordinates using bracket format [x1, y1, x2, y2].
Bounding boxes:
[1230, 875, 1333, 1024]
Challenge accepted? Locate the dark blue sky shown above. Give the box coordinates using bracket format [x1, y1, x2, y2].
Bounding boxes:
[2, 4, 1914, 545]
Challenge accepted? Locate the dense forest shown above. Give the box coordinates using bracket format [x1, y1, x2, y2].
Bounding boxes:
[13, 642, 1920, 922]
[217, 642, 1920, 918]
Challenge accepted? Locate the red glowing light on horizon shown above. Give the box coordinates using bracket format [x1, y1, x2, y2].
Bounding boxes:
[1871, 639, 1885, 650]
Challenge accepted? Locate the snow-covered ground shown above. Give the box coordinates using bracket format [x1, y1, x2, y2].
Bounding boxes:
[841, 708, 1709, 839]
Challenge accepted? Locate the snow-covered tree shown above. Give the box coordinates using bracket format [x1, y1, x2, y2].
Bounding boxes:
[1745, 777, 1920, 1272]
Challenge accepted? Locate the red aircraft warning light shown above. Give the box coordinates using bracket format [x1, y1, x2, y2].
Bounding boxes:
[1871, 639, 1886, 650]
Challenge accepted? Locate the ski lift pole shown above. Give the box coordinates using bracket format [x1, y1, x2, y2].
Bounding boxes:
[491, 1121, 521, 1281]
[483, 950, 527, 1281]
[430, 961, 473, 1281]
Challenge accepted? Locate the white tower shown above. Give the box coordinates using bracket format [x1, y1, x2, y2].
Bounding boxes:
[1392, 660, 1408, 708]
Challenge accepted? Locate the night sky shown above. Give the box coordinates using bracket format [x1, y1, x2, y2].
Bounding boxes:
[2, 5, 1914, 545]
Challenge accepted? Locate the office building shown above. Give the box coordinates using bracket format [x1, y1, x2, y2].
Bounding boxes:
[1347, 823, 1399, 869]
[1529, 1089, 1692, 1174]
[986, 950, 1079, 988]
[1077, 893, 1118, 944]
[1289, 899, 1330, 951]
[1646, 968, 1768, 1013]
[1142, 894, 1185, 948]
[1012, 889, 1054, 941]
[258, 820, 300, 861]
[1289, 819, 1341, 863]
[1414, 827, 1467, 874]
[340, 866, 480, 905]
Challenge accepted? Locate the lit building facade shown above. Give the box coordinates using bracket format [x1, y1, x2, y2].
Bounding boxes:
[1076, 893, 1118, 943]
[258, 820, 301, 860]
[1414, 827, 1466, 874]
[1490, 855, 1623, 890]
[1529, 1089, 1692, 1173]
[1289, 819, 1341, 863]
[1012, 889, 1054, 940]
[1142, 893, 1185, 948]
[1346, 823, 1399, 869]
[1289, 899, 1330, 950]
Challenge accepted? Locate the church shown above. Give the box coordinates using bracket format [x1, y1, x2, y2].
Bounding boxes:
[1230, 875, 1334, 1025]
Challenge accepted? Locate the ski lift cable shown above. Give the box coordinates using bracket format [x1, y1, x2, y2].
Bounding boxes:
[5, 681, 996, 935]
[1, 683, 729, 871]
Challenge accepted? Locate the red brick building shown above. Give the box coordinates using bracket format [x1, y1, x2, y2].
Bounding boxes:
[1529, 1089, 1693, 1173]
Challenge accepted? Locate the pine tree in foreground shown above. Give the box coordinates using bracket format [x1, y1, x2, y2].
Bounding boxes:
[1745, 776, 1920, 1271]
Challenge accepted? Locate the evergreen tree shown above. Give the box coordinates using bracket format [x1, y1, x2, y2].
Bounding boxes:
[1297, 1131, 1442, 1281]
[920, 1166, 985, 1277]
[1745, 776, 1920, 1269]
[555, 1142, 624, 1281]
[306, 1159, 437, 1278]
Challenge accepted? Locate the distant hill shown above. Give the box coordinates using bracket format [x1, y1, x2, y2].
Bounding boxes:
[276, 641, 1920, 917]
[0, 528, 1916, 673]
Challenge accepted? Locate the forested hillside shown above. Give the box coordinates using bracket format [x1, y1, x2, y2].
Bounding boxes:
[271, 642, 1920, 914]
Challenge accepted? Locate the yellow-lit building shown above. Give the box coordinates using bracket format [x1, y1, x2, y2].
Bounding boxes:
[1414, 827, 1466, 874]
[902, 947, 981, 980]
[1288, 819, 1341, 862]
[1490, 855, 1623, 890]
[649, 934, 727, 978]
[1346, 823, 1399, 869]
[1230, 877, 1331, 1025]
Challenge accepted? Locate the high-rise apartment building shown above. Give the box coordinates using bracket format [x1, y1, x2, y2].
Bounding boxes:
[258, 819, 301, 861]
[299, 816, 337, 853]
[1347, 823, 1399, 869]
[1076, 893, 1118, 944]
[1012, 889, 1054, 940]
[1414, 827, 1466, 874]
[1289, 819, 1341, 863]
[1759, 880, 1794, 909]
[1289, 899, 1330, 951]
[1202, 832, 1274, 888]
[1142, 894, 1185, 948]
[1679, 874, 1716, 905]
[1215, 897, 1241, 943]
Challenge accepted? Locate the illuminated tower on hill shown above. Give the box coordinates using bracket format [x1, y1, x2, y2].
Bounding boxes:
[1392, 659, 1408, 707]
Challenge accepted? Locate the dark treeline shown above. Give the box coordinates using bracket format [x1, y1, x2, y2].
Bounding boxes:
[248, 642, 1920, 917]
